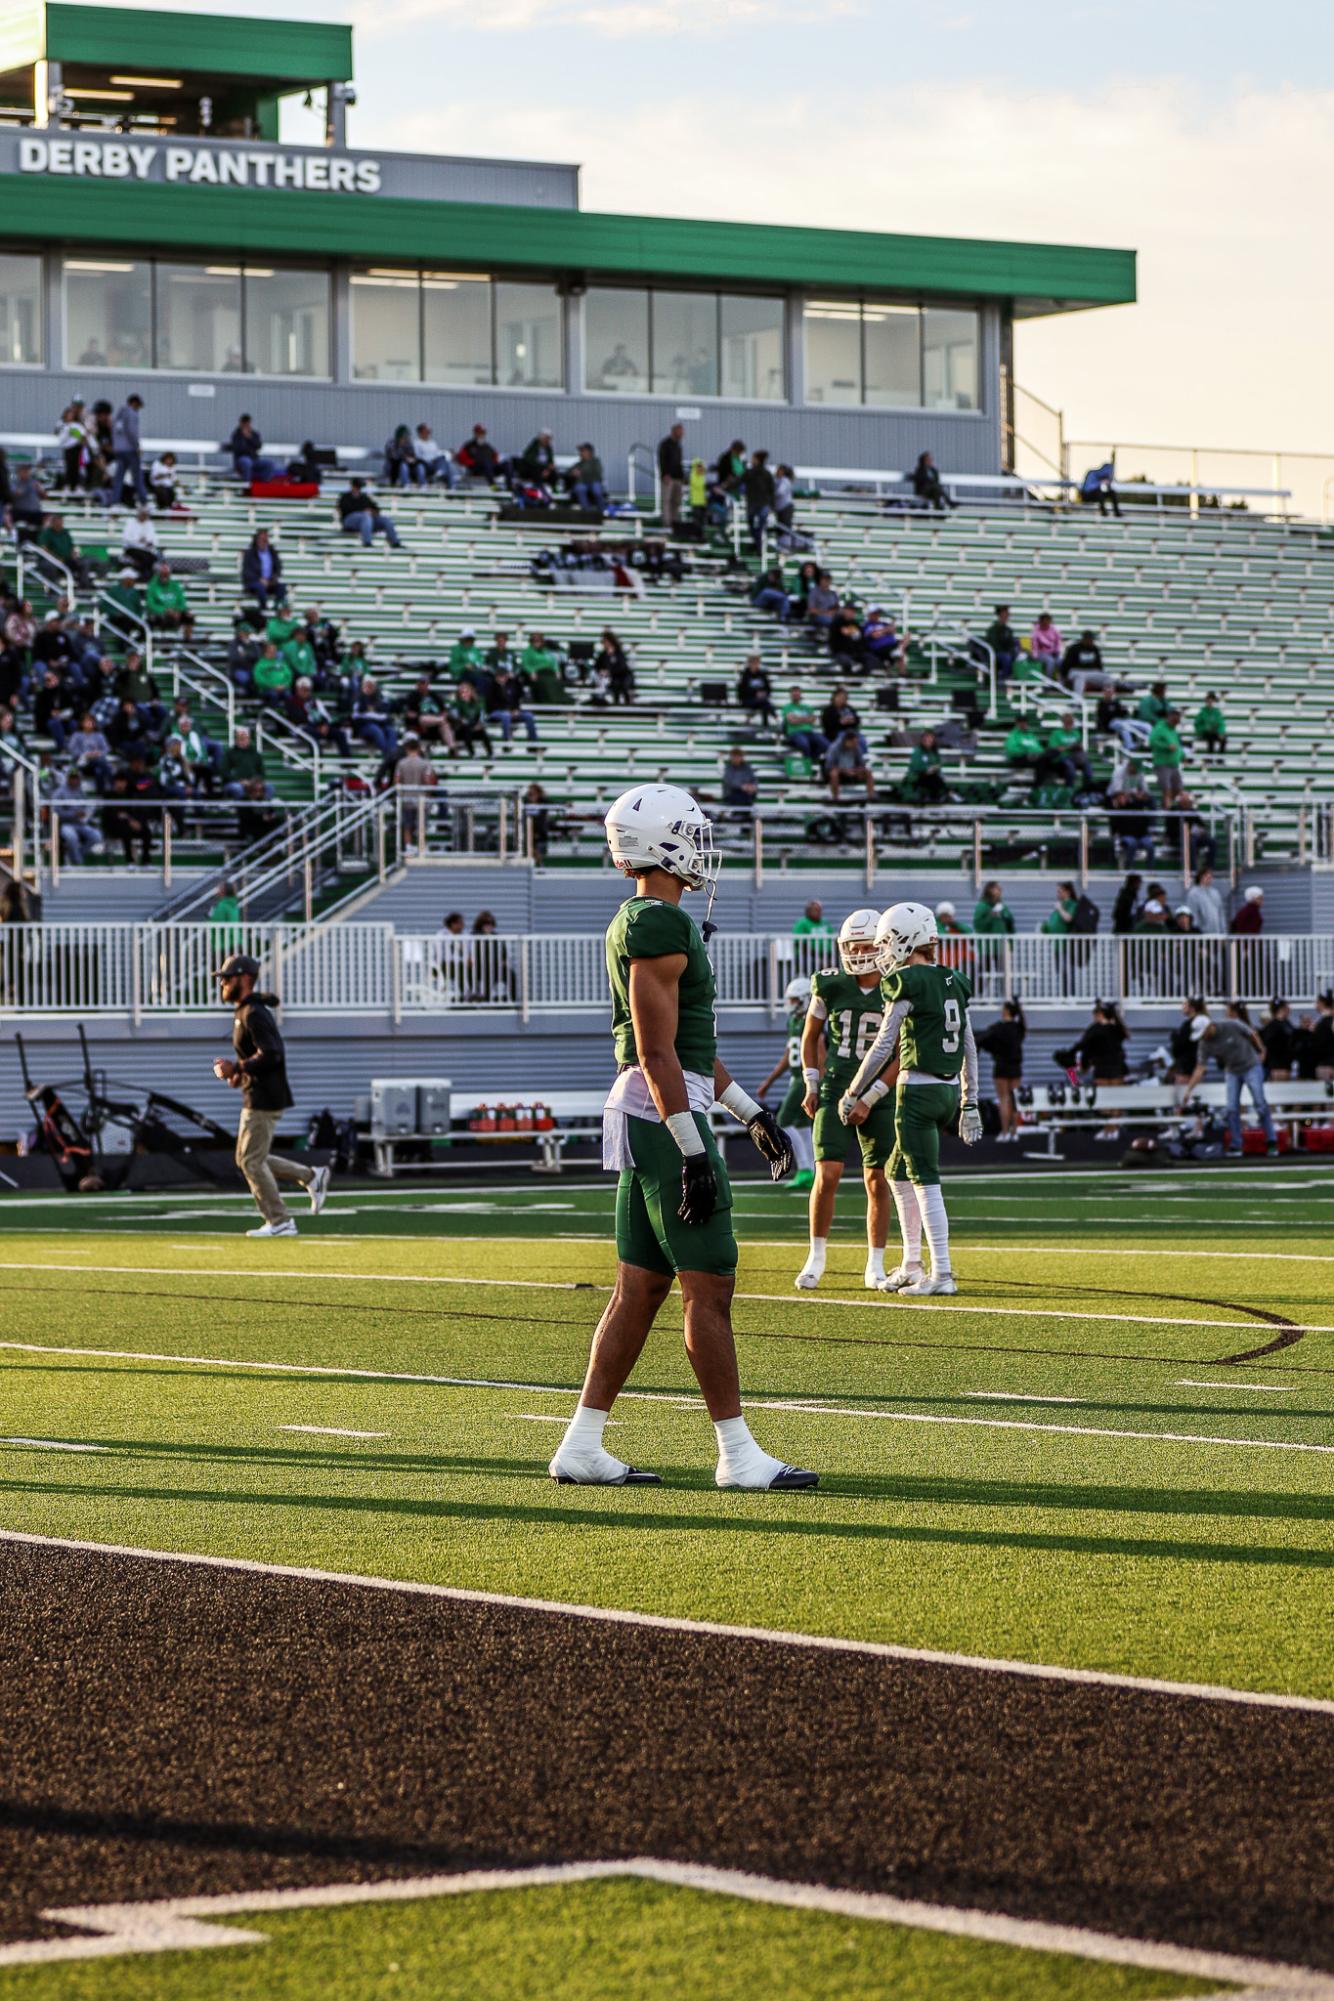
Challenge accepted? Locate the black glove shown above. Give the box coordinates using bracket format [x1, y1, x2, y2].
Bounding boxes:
[746, 1105, 796, 1181]
[678, 1153, 718, 1226]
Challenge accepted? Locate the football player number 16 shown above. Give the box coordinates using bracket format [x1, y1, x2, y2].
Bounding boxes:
[942, 997, 962, 1053]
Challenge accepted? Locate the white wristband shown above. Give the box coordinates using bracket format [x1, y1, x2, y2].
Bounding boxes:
[862, 1078, 890, 1105]
[719, 1081, 761, 1124]
[665, 1110, 706, 1157]
[802, 1067, 821, 1090]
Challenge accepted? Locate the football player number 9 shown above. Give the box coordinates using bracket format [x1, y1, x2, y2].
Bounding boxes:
[941, 997, 962, 1053]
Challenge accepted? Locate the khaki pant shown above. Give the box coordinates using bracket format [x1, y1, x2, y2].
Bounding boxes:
[660, 475, 684, 530]
[236, 1107, 312, 1225]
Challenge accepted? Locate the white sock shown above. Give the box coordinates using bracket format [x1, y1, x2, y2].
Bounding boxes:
[714, 1414, 786, 1485]
[554, 1404, 623, 1465]
[800, 1234, 827, 1276]
[865, 1244, 886, 1281]
[915, 1183, 952, 1277]
[891, 1180, 923, 1268]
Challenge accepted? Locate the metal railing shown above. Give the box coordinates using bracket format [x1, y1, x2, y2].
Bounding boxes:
[3, 925, 1331, 1022]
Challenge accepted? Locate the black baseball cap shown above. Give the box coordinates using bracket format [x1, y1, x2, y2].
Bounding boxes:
[215, 953, 260, 981]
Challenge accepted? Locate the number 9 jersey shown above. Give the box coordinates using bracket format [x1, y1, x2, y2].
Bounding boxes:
[880, 962, 973, 1079]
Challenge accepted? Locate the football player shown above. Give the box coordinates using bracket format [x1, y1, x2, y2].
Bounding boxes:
[548, 784, 818, 1491]
[756, 974, 815, 1191]
[839, 900, 981, 1296]
[795, 908, 899, 1291]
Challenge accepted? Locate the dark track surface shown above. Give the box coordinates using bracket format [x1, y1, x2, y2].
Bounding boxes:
[3, 1540, 1332, 1969]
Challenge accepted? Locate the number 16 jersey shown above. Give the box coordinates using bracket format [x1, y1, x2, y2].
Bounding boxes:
[881, 962, 972, 1079]
[809, 968, 887, 1088]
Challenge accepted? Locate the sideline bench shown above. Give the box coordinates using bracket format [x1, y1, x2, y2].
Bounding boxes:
[1015, 1078, 1334, 1157]
[371, 1090, 730, 1177]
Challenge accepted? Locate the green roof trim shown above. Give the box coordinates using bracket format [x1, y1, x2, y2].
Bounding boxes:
[0, 177, 1136, 309]
[11, 3, 352, 84]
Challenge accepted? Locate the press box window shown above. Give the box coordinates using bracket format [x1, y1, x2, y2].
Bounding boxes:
[0, 252, 43, 366]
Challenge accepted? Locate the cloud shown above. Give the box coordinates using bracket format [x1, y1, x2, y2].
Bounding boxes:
[359, 0, 848, 32]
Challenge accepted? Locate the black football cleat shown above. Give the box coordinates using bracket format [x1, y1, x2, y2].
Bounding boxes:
[768, 1465, 819, 1490]
[551, 1464, 662, 1485]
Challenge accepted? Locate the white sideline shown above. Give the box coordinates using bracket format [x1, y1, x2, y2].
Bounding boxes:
[3, 1258, 1328, 1337]
[2, 1858, 1331, 1991]
[2, 1528, 1332, 1720]
[0, 1338, 1329, 1455]
[278, 1425, 388, 1440]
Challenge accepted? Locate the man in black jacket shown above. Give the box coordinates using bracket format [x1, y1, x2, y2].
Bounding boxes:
[657, 423, 685, 531]
[213, 953, 330, 1236]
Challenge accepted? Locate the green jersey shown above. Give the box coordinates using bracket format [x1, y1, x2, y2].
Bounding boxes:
[606, 896, 717, 1077]
[784, 1008, 805, 1074]
[810, 967, 885, 1085]
[882, 962, 973, 1079]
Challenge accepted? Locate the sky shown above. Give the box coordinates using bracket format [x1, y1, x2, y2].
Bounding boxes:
[83, 0, 1334, 457]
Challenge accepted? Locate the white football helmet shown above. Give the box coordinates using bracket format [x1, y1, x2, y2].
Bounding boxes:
[875, 901, 937, 973]
[783, 974, 813, 1011]
[604, 784, 719, 894]
[838, 907, 881, 975]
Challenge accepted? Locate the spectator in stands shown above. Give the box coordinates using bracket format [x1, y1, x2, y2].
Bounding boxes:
[1045, 711, 1095, 791]
[238, 773, 282, 846]
[523, 782, 552, 861]
[518, 430, 557, 488]
[338, 478, 403, 549]
[450, 677, 492, 758]
[780, 687, 827, 768]
[1030, 611, 1064, 671]
[116, 650, 165, 735]
[1310, 992, 1334, 1080]
[1174, 903, 1194, 935]
[395, 734, 436, 844]
[448, 627, 485, 683]
[33, 667, 74, 751]
[1185, 865, 1225, 935]
[522, 632, 568, 705]
[252, 641, 293, 706]
[1184, 1001, 1277, 1155]
[8, 463, 45, 543]
[484, 631, 520, 679]
[220, 725, 268, 798]
[936, 900, 970, 938]
[824, 718, 875, 804]
[228, 415, 276, 485]
[904, 727, 948, 804]
[1079, 461, 1122, 518]
[36, 513, 89, 587]
[911, 450, 955, 511]
[743, 450, 776, 550]
[658, 424, 685, 531]
[713, 441, 747, 509]
[1136, 680, 1170, 729]
[1004, 717, 1045, 782]
[1231, 884, 1264, 934]
[772, 463, 796, 533]
[861, 605, 907, 673]
[750, 563, 792, 621]
[241, 529, 286, 610]
[157, 734, 195, 813]
[828, 603, 865, 671]
[1132, 897, 1170, 935]
[721, 745, 759, 814]
[596, 629, 634, 705]
[286, 441, 326, 486]
[352, 676, 399, 758]
[1148, 706, 1185, 805]
[70, 712, 113, 791]
[1098, 691, 1137, 751]
[973, 881, 1015, 935]
[54, 401, 88, 491]
[456, 424, 503, 484]
[1194, 692, 1227, 757]
[383, 425, 423, 487]
[486, 665, 539, 743]
[983, 605, 1021, 682]
[414, 423, 457, 487]
[569, 443, 607, 510]
[793, 899, 833, 945]
[977, 999, 1026, 1141]
[209, 883, 242, 943]
[109, 394, 146, 506]
[150, 450, 179, 509]
[400, 675, 453, 753]
[688, 456, 708, 527]
[1260, 999, 1296, 1080]
[1060, 630, 1109, 693]
[1042, 880, 1079, 940]
[145, 561, 195, 644]
[805, 572, 840, 636]
[736, 655, 776, 727]
[288, 678, 351, 759]
[821, 685, 862, 746]
[103, 767, 153, 864]
[120, 505, 159, 580]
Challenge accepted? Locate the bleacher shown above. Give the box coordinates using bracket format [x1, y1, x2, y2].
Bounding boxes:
[5, 456, 1332, 899]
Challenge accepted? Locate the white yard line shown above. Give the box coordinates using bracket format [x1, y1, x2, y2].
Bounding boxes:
[1175, 1381, 1300, 1393]
[0, 1338, 1327, 1457]
[1, 1857, 1329, 1989]
[0, 1437, 109, 1454]
[3, 1528, 1332, 1723]
[965, 1393, 1082, 1404]
[277, 1425, 389, 1440]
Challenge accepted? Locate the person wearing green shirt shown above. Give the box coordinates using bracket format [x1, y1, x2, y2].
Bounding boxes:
[973, 881, 1015, 935]
[1136, 681, 1170, 727]
[755, 974, 815, 1192]
[1046, 711, 1094, 789]
[983, 606, 1021, 681]
[105, 570, 144, 629]
[904, 729, 947, 804]
[1148, 708, 1184, 802]
[792, 898, 833, 944]
[37, 513, 87, 584]
[448, 630, 484, 681]
[252, 644, 293, 699]
[281, 634, 317, 683]
[450, 679, 493, 756]
[220, 727, 266, 795]
[546, 782, 815, 1492]
[208, 883, 242, 955]
[781, 688, 826, 765]
[842, 901, 981, 1297]
[145, 563, 194, 641]
[523, 633, 569, 704]
[1195, 693, 1227, 756]
[1004, 721, 1044, 770]
[265, 610, 299, 648]
[1041, 880, 1079, 935]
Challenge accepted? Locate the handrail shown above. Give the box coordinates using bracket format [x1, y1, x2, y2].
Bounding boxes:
[94, 583, 153, 678]
[173, 645, 236, 745]
[155, 791, 381, 924]
[0, 735, 43, 893]
[15, 539, 78, 617]
[626, 442, 659, 516]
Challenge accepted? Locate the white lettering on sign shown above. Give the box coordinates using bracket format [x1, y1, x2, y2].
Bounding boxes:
[16, 136, 382, 193]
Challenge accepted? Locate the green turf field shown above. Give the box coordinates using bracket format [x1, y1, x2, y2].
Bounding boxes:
[1, 1165, 1330, 1999]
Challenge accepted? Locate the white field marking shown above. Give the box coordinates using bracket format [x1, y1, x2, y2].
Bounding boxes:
[277, 1425, 389, 1440]
[1176, 1381, 1301, 1394]
[1, 1860, 1329, 1992]
[965, 1393, 1083, 1404]
[511, 1412, 620, 1426]
[4, 1527, 1334, 1725]
[0, 1338, 1327, 1458]
[1, 1258, 1319, 1335]
[0, 1437, 109, 1454]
